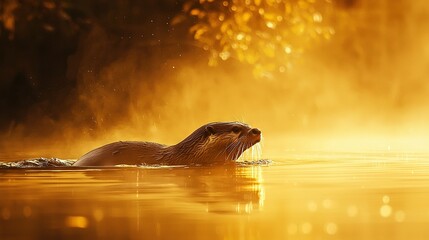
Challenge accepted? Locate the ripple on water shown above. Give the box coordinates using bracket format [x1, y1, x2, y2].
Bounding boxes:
[1, 151, 429, 240]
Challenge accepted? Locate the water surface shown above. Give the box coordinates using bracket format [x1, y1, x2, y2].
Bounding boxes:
[1, 152, 429, 239]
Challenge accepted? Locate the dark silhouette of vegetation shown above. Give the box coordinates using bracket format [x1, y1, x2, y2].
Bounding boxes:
[0, 0, 184, 132]
[0, 0, 353, 137]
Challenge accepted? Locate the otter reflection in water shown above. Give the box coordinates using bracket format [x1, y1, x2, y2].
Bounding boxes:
[74, 122, 261, 166]
[80, 164, 265, 214]
[0, 165, 265, 240]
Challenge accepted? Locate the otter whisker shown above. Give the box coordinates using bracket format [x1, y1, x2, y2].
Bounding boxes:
[226, 141, 239, 161]
[246, 141, 257, 161]
[211, 135, 239, 161]
[236, 139, 247, 160]
[230, 141, 242, 161]
[244, 142, 251, 160]
[237, 142, 247, 161]
[250, 143, 256, 160]
[227, 137, 243, 160]
[233, 142, 242, 161]
[256, 143, 260, 160]
[219, 138, 238, 161]
[236, 141, 247, 161]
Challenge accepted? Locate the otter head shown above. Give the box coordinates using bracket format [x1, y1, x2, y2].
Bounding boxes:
[198, 122, 261, 163]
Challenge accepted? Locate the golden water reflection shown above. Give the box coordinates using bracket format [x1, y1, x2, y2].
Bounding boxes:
[2, 152, 429, 239]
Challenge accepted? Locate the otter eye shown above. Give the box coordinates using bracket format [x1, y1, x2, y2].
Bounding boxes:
[231, 126, 241, 134]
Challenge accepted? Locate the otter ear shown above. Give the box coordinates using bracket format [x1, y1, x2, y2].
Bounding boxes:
[205, 126, 216, 135]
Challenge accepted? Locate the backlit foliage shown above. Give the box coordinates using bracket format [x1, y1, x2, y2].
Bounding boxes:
[179, 0, 335, 78]
[0, 0, 79, 39]
[0, 0, 18, 38]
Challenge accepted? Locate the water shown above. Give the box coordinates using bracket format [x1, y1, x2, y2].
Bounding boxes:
[1, 152, 429, 239]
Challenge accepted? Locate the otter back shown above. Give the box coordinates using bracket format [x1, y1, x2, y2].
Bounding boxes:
[73, 141, 166, 166]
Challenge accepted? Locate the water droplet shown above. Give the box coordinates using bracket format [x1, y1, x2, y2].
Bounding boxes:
[325, 222, 338, 235]
[380, 204, 392, 218]
[382, 195, 390, 204]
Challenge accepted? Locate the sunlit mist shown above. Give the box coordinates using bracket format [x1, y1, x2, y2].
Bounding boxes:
[0, 0, 429, 160]
[3, 2, 429, 240]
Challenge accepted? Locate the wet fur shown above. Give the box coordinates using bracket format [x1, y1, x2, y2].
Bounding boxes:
[73, 122, 260, 166]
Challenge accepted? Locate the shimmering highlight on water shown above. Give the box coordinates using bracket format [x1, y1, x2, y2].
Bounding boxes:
[1, 152, 429, 239]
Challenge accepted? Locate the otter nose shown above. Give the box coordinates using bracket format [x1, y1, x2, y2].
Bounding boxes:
[250, 128, 261, 135]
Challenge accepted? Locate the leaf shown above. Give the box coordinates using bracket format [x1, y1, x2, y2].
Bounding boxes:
[171, 14, 186, 25]
[190, 9, 200, 16]
[194, 27, 208, 40]
[242, 11, 252, 22]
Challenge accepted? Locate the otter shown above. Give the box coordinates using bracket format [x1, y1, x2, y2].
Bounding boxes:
[73, 122, 261, 166]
